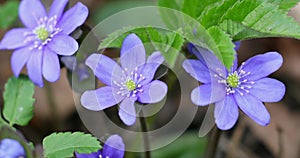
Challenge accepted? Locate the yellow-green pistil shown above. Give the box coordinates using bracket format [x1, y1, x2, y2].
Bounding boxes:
[36, 27, 49, 41]
[126, 80, 136, 91]
[227, 72, 240, 88]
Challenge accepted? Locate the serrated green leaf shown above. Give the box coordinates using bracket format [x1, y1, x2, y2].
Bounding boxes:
[222, 0, 262, 22]
[99, 27, 184, 68]
[195, 0, 300, 40]
[219, 19, 271, 40]
[157, 0, 183, 11]
[157, 0, 237, 68]
[146, 28, 184, 67]
[183, 23, 236, 69]
[267, 0, 300, 12]
[98, 26, 142, 49]
[3, 75, 35, 126]
[0, 1, 19, 29]
[158, 0, 300, 68]
[241, 2, 300, 38]
[43, 132, 101, 158]
[207, 27, 236, 68]
[199, 0, 237, 29]
[157, 0, 186, 29]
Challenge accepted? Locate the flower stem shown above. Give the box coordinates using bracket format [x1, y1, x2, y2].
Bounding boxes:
[206, 126, 222, 158]
[139, 111, 151, 158]
[45, 82, 60, 130]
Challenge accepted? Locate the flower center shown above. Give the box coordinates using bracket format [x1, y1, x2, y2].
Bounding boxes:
[226, 72, 240, 88]
[99, 155, 109, 158]
[35, 27, 49, 41]
[126, 79, 136, 91]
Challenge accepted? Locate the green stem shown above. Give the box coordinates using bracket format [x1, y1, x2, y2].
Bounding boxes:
[139, 111, 151, 158]
[0, 116, 9, 127]
[206, 126, 222, 158]
[45, 82, 60, 130]
[0, 107, 10, 127]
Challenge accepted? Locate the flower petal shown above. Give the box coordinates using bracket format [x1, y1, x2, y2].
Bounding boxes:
[60, 56, 76, 70]
[0, 139, 25, 158]
[102, 135, 125, 158]
[215, 96, 239, 130]
[0, 28, 31, 50]
[138, 52, 165, 85]
[241, 52, 283, 80]
[48, 0, 68, 20]
[147, 51, 164, 64]
[57, 2, 89, 35]
[85, 54, 124, 86]
[118, 97, 137, 126]
[231, 54, 238, 72]
[234, 42, 241, 51]
[80, 86, 123, 111]
[75, 151, 100, 158]
[11, 47, 32, 77]
[191, 84, 226, 106]
[187, 43, 210, 62]
[42, 47, 60, 82]
[234, 93, 270, 126]
[138, 80, 168, 104]
[120, 34, 146, 72]
[19, 0, 46, 28]
[27, 49, 43, 87]
[182, 59, 211, 83]
[250, 78, 286, 102]
[187, 43, 227, 79]
[47, 35, 78, 56]
[229, 40, 240, 73]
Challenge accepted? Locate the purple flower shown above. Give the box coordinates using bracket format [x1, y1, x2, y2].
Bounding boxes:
[81, 34, 168, 126]
[183, 43, 286, 130]
[234, 41, 241, 51]
[0, 138, 26, 158]
[0, 0, 88, 87]
[75, 135, 125, 158]
[61, 56, 90, 81]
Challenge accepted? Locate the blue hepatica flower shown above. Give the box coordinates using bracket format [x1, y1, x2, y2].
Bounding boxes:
[81, 34, 168, 126]
[0, 0, 88, 87]
[0, 138, 26, 158]
[61, 56, 90, 81]
[183, 43, 286, 130]
[75, 135, 125, 158]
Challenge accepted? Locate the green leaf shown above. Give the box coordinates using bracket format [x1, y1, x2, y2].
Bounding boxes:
[241, 3, 300, 38]
[0, 1, 19, 29]
[181, 0, 219, 18]
[194, 0, 300, 40]
[43, 132, 101, 158]
[3, 75, 35, 126]
[183, 23, 236, 69]
[99, 26, 184, 68]
[267, 0, 300, 12]
[98, 26, 140, 49]
[159, 0, 300, 40]
[207, 27, 236, 68]
[146, 28, 185, 67]
[156, 0, 300, 69]
[222, 1, 300, 40]
[157, 0, 183, 11]
[157, 0, 237, 68]
[198, 0, 237, 29]
[92, 0, 156, 25]
[157, 0, 186, 29]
